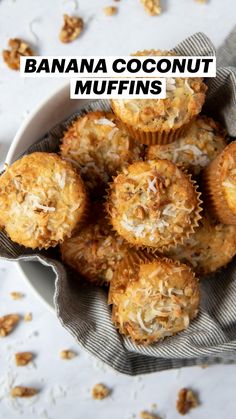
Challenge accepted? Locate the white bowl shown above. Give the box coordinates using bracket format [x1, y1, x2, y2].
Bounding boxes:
[6, 83, 92, 313]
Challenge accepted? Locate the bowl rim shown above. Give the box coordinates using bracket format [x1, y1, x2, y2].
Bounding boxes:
[6, 82, 69, 164]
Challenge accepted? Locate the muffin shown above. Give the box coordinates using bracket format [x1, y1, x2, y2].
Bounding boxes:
[60, 111, 143, 194]
[0, 152, 87, 249]
[166, 213, 236, 276]
[147, 116, 226, 175]
[61, 207, 128, 286]
[109, 251, 200, 345]
[203, 140, 236, 224]
[111, 50, 207, 145]
[107, 160, 202, 250]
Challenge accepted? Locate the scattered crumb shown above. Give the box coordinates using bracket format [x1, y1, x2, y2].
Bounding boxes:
[195, 0, 207, 3]
[24, 312, 32, 322]
[200, 364, 208, 369]
[104, 6, 117, 16]
[151, 404, 158, 410]
[2, 38, 34, 71]
[15, 352, 33, 366]
[0, 314, 20, 337]
[10, 386, 38, 398]
[60, 349, 77, 360]
[176, 388, 198, 415]
[92, 383, 110, 400]
[140, 412, 160, 419]
[141, 0, 161, 16]
[10, 292, 24, 300]
[59, 14, 84, 43]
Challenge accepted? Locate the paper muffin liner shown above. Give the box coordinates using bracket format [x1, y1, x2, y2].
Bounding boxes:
[202, 146, 236, 225]
[105, 168, 203, 254]
[112, 115, 191, 145]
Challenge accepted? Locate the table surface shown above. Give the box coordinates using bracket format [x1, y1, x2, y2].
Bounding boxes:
[1, 1, 236, 418]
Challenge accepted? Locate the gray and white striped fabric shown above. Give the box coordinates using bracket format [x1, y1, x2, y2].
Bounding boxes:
[1, 31, 236, 375]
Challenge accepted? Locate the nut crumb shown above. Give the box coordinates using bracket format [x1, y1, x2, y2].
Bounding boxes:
[10, 386, 38, 398]
[24, 312, 32, 322]
[92, 383, 110, 400]
[104, 6, 117, 16]
[59, 14, 84, 43]
[0, 314, 20, 337]
[60, 349, 77, 359]
[135, 205, 146, 220]
[140, 411, 161, 419]
[2, 38, 34, 71]
[15, 352, 33, 366]
[141, 0, 161, 16]
[176, 388, 198, 415]
[10, 292, 24, 300]
[140, 412, 160, 419]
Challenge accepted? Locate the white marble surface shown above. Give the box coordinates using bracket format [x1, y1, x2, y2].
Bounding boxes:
[1, 0, 236, 418]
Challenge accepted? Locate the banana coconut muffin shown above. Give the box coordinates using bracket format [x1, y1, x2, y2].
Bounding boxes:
[109, 251, 200, 345]
[111, 50, 207, 145]
[0, 152, 87, 249]
[107, 160, 202, 250]
[60, 206, 129, 286]
[203, 140, 236, 224]
[60, 111, 143, 195]
[147, 116, 226, 175]
[166, 213, 236, 276]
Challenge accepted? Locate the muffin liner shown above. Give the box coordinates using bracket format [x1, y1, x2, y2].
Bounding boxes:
[3, 31, 236, 375]
[111, 103, 192, 145]
[106, 167, 203, 253]
[202, 146, 236, 224]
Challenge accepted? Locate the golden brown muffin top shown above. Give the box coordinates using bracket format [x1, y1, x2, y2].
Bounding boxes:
[60, 111, 143, 194]
[0, 152, 87, 249]
[111, 50, 207, 132]
[109, 252, 200, 344]
[166, 213, 236, 276]
[107, 160, 201, 249]
[219, 141, 236, 215]
[60, 206, 128, 285]
[147, 116, 226, 175]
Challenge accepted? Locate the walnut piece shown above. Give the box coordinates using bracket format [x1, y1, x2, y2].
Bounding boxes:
[141, 0, 161, 16]
[176, 388, 198, 415]
[24, 312, 32, 322]
[10, 386, 38, 398]
[92, 383, 110, 400]
[10, 292, 24, 300]
[59, 14, 84, 43]
[60, 349, 77, 360]
[2, 38, 34, 71]
[135, 205, 146, 220]
[0, 314, 20, 337]
[15, 352, 33, 366]
[104, 6, 118, 16]
[140, 411, 160, 419]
